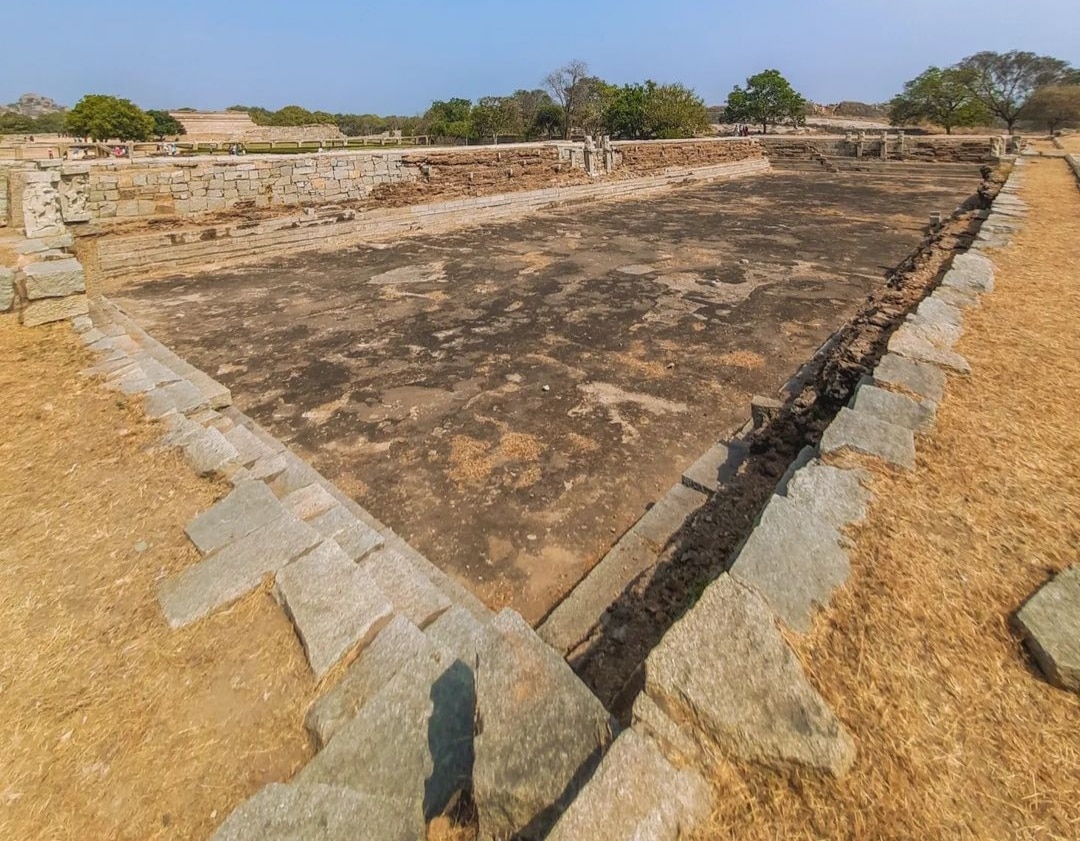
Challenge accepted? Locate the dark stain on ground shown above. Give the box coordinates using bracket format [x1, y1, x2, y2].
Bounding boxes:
[112, 170, 978, 621]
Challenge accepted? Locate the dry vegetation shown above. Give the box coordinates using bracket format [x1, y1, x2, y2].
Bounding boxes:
[0, 320, 315, 840]
[699, 157, 1080, 838]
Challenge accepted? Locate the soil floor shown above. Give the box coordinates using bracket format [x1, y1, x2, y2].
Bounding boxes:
[697, 157, 1080, 838]
[0, 320, 315, 840]
[109, 169, 979, 622]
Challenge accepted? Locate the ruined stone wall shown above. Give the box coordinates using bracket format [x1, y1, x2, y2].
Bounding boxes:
[759, 135, 1004, 163]
[612, 138, 764, 174]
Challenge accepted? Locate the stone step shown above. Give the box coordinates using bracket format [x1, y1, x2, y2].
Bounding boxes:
[424, 605, 488, 664]
[358, 547, 452, 628]
[275, 540, 394, 680]
[185, 479, 287, 555]
[545, 729, 713, 841]
[296, 644, 475, 821]
[223, 423, 277, 467]
[309, 505, 384, 563]
[474, 609, 616, 841]
[211, 782, 422, 841]
[305, 615, 433, 748]
[643, 574, 854, 777]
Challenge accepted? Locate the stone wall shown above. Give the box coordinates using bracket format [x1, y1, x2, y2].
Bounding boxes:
[760, 134, 1005, 163]
[612, 138, 764, 174]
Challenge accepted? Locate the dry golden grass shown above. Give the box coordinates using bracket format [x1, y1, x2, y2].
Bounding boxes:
[0, 319, 316, 840]
[698, 157, 1080, 840]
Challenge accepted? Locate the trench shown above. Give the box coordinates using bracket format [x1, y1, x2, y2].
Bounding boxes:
[567, 168, 1005, 719]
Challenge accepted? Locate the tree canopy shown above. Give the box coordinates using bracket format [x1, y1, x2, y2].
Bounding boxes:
[1023, 85, 1080, 133]
[65, 95, 154, 141]
[145, 110, 186, 139]
[724, 69, 807, 133]
[889, 67, 989, 134]
[958, 50, 1076, 132]
[604, 81, 708, 140]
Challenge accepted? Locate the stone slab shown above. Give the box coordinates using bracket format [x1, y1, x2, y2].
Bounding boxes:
[186, 479, 285, 555]
[546, 729, 713, 841]
[903, 317, 962, 350]
[474, 609, 615, 841]
[681, 439, 748, 494]
[631, 692, 704, 769]
[276, 540, 394, 679]
[283, 482, 340, 522]
[783, 460, 872, 532]
[851, 383, 937, 432]
[358, 548, 451, 628]
[14, 233, 73, 254]
[1013, 566, 1080, 693]
[915, 295, 963, 328]
[21, 258, 86, 300]
[144, 379, 207, 418]
[310, 505, 384, 562]
[819, 406, 916, 471]
[21, 293, 89, 326]
[644, 574, 854, 776]
[424, 606, 487, 664]
[729, 495, 850, 632]
[183, 426, 241, 477]
[773, 444, 816, 496]
[872, 353, 946, 403]
[224, 423, 275, 466]
[305, 614, 433, 747]
[888, 325, 971, 374]
[632, 483, 706, 548]
[296, 645, 474, 820]
[0, 267, 14, 312]
[159, 511, 321, 628]
[211, 783, 422, 841]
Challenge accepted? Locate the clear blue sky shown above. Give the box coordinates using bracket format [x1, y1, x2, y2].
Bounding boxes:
[4, 0, 1077, 114]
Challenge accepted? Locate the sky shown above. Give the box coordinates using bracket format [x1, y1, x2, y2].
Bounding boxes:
[3, 0, 1078, 115]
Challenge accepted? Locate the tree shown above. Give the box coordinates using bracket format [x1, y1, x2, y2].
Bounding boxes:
[529, 102, 565, 139]
[889, 66, 989, 134]
[425, 98, 474, 141]
[146, 110, 186, 139]
[65, 94, 154, 141]
[470, 96, 521, 144]
[0, 112, 34, 134]
[544, 59, 593, 139]
[724, 69, 807, 134]
[604, 83, 650, 139]
[645, 82, 710, 139]
[507, 89, 554, 139]
[1024, 86, 1080, 133]
[957, 50, 1075, 132]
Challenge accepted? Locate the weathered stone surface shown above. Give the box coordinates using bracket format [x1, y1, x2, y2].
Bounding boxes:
[223, 423, 274, 466]
[21, 258, 86, 300]
[283, 482, 340, 522]
[14, 232, 74, 254]
[211, 782, 422, 841]
[1014, 566, 1080, 693]
[903, 317, 962, 349]
[474, 609, 615, 841]
[852, 383, 937, 432]
[269, 451, 324, 496]
[0, 267, 14, 312]
[820, 407, 916, 470]
[182, 426, 241, 477]
[729, 495, 850, 632]
[783, 460, 872, 531]
[131, 355, 182, 387]
[310, 505, 384, 562]
[915, 295, 963, 328]
[276, 540, 393, 679]
[425, 606, 486, 663]
[186, 479, 285, 555]
[888, 325, 971, 374]
[546, 729, 713, 841]
[942, 251, 995, 293]
[773, 444, 815, 496]
[931, 284, 981, 310]
[681, 440, 747, 494]
[645, 574, 855, 776]
[359, 548, 451, 628]
[305, 615, 433, 747]
[20, 293, 89, 326]
[109, 366, 155, 396]
[159, 511, 320, 628]
[631, 692, 704, 769]
[144, 379, 207, 418]
[297, 645, 474, 820]
[633, 483, 706, 548]
[241, 452, 289, 484]
[872, 353, 946, 403]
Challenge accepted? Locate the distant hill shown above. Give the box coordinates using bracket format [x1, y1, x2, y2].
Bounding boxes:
[0, 93, 66, 117]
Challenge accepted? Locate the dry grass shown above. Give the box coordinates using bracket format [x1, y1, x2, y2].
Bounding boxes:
[0, 319, 316, 840]
[698, 157, 1080, 840]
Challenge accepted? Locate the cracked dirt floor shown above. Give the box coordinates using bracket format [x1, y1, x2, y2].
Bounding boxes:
[699, 158, 1080, 839]
[0, 320, 315, 841]
[110, 169, 978, 622]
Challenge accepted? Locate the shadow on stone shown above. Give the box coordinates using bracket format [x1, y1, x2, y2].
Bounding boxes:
[424, 658, 476, 818]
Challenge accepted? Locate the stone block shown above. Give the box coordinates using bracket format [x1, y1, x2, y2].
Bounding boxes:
[729, 495, 850, 631]
[772, 444, 816, 496]
[915, 295, 963, 328]
[0, 267, 16, 312]
[632, 483, 706, 548]
[903, 316, 962, 349]
[631, 692, 704, 769]
[888, 325, 970, 374]
[782, 460, 872, 531]
[13, 232, 73, 253]
[182, 426, 242, 477]
[644, 574, 854, 776]
[276, 540, 394, 679]
[474, 609, 615, 841]
[872, 353, 946, 403]
[819, 407, 916, 471]
[358, 548, 451, 628]
[310, 505, 384, 562]
[545, 729, 713, 841]
[223, 423, 275, 467]
[158, 511, 321, 628]
[144, 379, 207, 418]
[186, 479, 286, 555]
[1013, 566, 1080, 693]
[943, 251, 995, 293]
[424, 606, 486, 663]
[681, 439, 748, 494]
[296, 645, 475, 820]
[305, 615, 432, 747]
[283, 482, 339, 522]
[20, 293, 89, 326]
[851, 383, 936, 432]
[211, 782, 422, 841]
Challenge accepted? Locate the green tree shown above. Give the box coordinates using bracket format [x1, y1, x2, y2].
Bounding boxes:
[507, 89, 555, 139]
[957, 50, 1076, 132]
[544, 59, 598, 139]
[889, 67, 989, 134]
[65, 94, 154, 141]
[227, 104, 274, 125]
[529, 102, 565, 139]
[604, 83, 650, 139]
[0, 112, 34, 134]
[31, 112, 67, 134]
[724, 69, 807, 134]
[645, 82, 710, 139]
[1023, 85, 1080, 133]
[145, 110, 186, 139]
[470, 97, 521, 143]
[425, 98, 474, 140]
